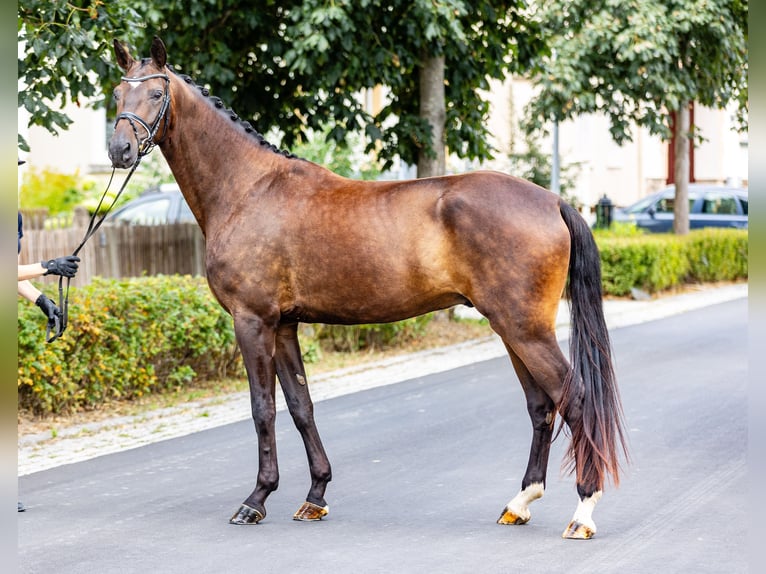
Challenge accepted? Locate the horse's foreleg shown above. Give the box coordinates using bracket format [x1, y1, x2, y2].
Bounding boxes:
[229, 314, 279, 525]
[497, 346, 556, 526]
[274, 323, 332, 522]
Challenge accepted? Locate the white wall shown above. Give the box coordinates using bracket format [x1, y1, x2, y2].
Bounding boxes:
[19, 102, 111, 175]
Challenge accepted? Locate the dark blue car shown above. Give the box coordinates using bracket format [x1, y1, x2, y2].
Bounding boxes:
[612, 184, 748, 232]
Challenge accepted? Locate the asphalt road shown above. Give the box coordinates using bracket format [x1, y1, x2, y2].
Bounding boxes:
[18, 299, 747, 574]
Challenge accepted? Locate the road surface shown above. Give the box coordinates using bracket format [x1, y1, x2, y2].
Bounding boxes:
[18, 299, 747, 573]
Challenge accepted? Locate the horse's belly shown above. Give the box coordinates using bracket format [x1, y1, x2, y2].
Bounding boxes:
[283, 287, 466, 325]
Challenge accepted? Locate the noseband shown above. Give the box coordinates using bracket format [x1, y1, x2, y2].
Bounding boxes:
[115, 72, 171, 157]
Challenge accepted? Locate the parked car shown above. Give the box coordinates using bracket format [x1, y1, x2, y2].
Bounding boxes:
[612, 183, 748, 232]
[107, 183, 195, 225]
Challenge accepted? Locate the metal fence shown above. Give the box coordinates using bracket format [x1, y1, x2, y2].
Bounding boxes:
[19, 210, 206, 287]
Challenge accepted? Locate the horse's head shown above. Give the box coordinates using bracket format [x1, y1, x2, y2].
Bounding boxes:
[108, 37, 171, 169]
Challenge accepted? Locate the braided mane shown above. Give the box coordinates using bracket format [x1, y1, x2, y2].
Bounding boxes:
[166, 64, 297, 159]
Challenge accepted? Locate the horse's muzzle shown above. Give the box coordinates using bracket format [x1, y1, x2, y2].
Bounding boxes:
[108, 134, 137, 169]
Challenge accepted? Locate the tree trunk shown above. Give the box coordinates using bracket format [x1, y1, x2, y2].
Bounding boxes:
[417, 53, 446, 178]
[672, 103, 691, 235]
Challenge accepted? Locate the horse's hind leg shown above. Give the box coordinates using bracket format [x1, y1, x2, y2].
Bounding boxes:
[497, 344, 558, 526]
[503, 333, 604, 539]
[274, 323, 332, 521]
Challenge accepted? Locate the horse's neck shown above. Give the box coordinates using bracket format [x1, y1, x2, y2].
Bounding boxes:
[159, 78, 278, 231]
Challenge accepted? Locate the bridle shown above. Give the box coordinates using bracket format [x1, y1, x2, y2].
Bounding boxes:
[114, 72, 172, 157]
[46, 72, 171, 343]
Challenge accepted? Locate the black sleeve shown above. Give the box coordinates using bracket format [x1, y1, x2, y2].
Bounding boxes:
[18, 211, 23, 254]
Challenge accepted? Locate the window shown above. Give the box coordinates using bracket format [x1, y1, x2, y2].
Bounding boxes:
[653, 195, 696, 214]
[113, 198, 172, 224]
[178, 199, 196, 222]
[701, 193, 738, 215]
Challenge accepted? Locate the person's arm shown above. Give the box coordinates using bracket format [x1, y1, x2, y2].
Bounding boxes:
[17, 278, 42, 304]
[18, 262, 47, 282]
[19, 274, 61, 328]
[17, 255, 81, 281]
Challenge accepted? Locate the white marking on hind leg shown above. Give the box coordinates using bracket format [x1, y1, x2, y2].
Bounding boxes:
[570, 490, 602, 533]
[499, 482, 544, 524]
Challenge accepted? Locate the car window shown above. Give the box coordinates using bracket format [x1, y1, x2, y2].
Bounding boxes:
[653, 195, 696, 214]
[113, 197, 172, 224]
[701, 192, 739, 215]
[178, 199, 196, 222]
[624, 195, 658, 214]
[654, 197, 674, 213]
[740, 197, 748, 215]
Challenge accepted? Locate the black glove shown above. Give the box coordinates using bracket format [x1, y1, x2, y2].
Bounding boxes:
[41, 255, 80, 278]
[35, 294, 61, 330]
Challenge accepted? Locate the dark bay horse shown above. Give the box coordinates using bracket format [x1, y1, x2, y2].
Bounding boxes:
[108, 37, 627, 539]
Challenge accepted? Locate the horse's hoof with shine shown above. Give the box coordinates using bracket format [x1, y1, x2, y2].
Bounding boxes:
[293, 501, 329, 521]
[562, 520, 595, 539]
[229, 504, 265, 525]
[496, 508, 530, 525]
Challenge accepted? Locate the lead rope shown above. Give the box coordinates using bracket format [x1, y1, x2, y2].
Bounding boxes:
[47, 157, 143, 343]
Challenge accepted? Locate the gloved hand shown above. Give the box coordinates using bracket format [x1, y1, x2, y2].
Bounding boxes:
[35, 294, 61, 331]
[41, 255, 80, 278]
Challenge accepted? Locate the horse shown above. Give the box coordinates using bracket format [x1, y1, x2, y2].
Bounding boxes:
[108, 37, 627, 539]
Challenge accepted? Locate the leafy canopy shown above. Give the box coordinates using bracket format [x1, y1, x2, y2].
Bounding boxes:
[524, 0, 748, 144]
[19, 1, 544, 169]
[18, 0, 143, 150]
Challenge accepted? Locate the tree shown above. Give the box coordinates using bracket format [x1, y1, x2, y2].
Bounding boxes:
[17, 0, 142, 150]
[129, 0, 544, 177]
[19, 1, 544, 178]
[523, 0, 748, 234]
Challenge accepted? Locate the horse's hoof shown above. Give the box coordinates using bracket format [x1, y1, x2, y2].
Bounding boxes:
[562, 520, 595, 539]
[229, 503, 265, 525]
[497, 507, 530, 525]
[293, 501, 329, 521]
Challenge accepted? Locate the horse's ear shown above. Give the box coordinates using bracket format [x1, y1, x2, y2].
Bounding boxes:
[151, 36, 167, 69]
[113, 39, 134, 71]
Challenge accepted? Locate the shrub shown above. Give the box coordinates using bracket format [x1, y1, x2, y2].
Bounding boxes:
[18, 276, 242, 415]
[685, 228, 748, 282]
[19, 167, 88, 215]
[17, 228, 745, 415]
[596, 228, 747, 296]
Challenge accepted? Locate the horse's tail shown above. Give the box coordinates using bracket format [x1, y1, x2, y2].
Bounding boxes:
[558, 200, 628, 489]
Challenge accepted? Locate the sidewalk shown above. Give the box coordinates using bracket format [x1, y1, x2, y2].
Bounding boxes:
[18, 282, 747, 476]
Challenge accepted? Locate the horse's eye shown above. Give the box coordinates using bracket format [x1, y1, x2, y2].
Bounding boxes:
[151, 90, 163, 100]
[113, 90, 121, 102]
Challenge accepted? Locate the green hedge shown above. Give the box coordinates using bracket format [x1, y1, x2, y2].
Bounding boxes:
[18, 276, 242, 415]
[596, 228, 748, 296]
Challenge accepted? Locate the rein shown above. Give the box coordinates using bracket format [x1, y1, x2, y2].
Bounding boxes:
[46, 73, 171, 343]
